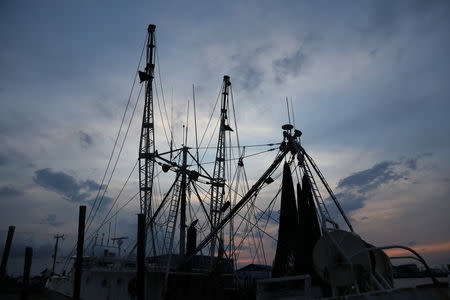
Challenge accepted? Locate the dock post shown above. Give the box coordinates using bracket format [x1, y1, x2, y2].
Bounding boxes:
[137, 213, 145, 300]
[20, 246, 32, 300]
[0, 225, 15, 278]
[73, 205, 86, 300]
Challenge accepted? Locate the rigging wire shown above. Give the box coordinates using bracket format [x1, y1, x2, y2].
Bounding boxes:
[86, 83, 143, 234]
[62, 33, 147, 271]
[96, 159, 138, 236]
[153, 71, 171, 147]
[61, 158, 140, 270]
[198, 83, 222, 148]
[200, 147, 278, 166]
[155, 39, 174, 145]
[62, 190, 141, 272]
[195, 142, 279, 149]
[85, 33, 147, 228]
[199, 114, 221, 163]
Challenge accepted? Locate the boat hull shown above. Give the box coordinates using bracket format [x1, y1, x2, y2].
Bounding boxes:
[47, 268, 235, 300]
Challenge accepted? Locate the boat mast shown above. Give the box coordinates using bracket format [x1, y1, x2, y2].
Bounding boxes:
[138, 24, 156, 254]
[209, 75, 231, 257]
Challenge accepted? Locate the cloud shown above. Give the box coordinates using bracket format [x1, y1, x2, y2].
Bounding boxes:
[0, 149, 32, 168]
[229, 45, 268, 92]
[0, 185, 23, 198]
[79, 131, 94, 148]
[0, 153, 7, 166]
[234, 64, 263, 92]
[403, 153, 432, 170]
[82, 179, 101, 191]
[273, 47, 307, 83]
[41, 214, 64, 227]
[33, 168, 101, 203]
[337, 161, 405, 194]
[335, 154, 431, 212]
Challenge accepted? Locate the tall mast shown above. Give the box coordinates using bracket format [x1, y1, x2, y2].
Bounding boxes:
[209, 75, 232, 256]
[138, 24, 156, 253]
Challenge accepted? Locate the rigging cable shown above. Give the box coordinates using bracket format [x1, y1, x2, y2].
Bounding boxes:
[198, 83, 222, 148]
[153, 68, 171, 148]
[86, 83, 143, 234]
[62, 157, 139, 270]
[61, 34, 147, 272]
[85, 33, 147, 228]
[62, 189, 141, 272]
[200, 147, 278, 166]
[155, 38, 174, 145]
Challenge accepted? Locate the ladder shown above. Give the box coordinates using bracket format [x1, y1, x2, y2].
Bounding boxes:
[162, 177, 181, 298]
[302, 160, 336, 231]
[163, 177, 181, 254]
[303, 151, 353, 232]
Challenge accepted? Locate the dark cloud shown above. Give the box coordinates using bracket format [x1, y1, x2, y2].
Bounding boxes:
[0, 153, 7, 166]
[334, 191, 367, 213]
[0, 149, 32, 168]
[79, 131, 93, 148]
[81, 179, 101, 191]
[0, 185, 23, 198]
[234, 65, 263, 92]
[337, 161, 405, 194]
[273, 48, 306, 83]
[33, 168, 101, 203]
[34, 168, 80, 200]
[230, 46, 268, 92]
[403, 153, 432, 170]
[41, 214, 64, 227]
[335, 154, 431, 212]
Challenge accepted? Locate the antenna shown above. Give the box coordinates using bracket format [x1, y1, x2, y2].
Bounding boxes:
[286, 97, 291, 125]
[170, 88, 174, 160]
[52, 234, 64, 274]
[185, 99, 190, 146]
[107, 222, 111, 246]
[193, 84, 200, 172]
[290, 98, 296, 128]
[182, 125, 185, 146]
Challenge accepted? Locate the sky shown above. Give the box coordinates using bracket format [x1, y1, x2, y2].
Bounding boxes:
[1, 0, 450, 276]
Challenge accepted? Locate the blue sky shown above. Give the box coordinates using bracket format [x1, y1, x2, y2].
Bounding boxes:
[1, 0, 450, 275]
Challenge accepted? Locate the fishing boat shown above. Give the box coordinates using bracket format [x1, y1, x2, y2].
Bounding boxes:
[46, 24, 450, 300]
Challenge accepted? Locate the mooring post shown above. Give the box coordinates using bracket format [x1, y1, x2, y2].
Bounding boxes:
[20, 247, 32, 300]
[73, 206, 86, 300]
[0, 225, 15, 278]
[137, 213, 145, 300]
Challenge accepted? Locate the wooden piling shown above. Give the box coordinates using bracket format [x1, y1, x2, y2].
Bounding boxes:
[137, 213, 145, 300]
[73, 206, 86, 300]
[0, 225, 15, 278]
[20, 247, 32, 300]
